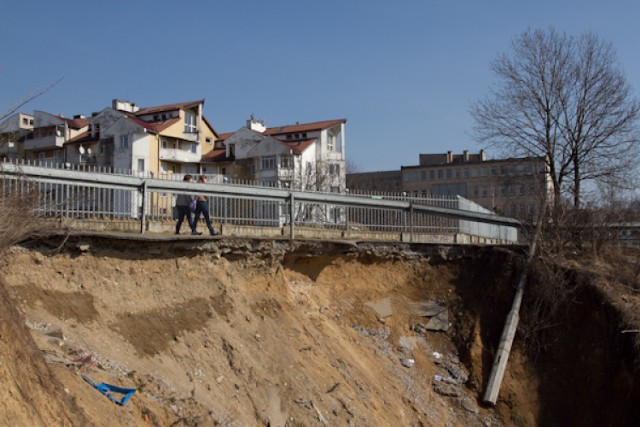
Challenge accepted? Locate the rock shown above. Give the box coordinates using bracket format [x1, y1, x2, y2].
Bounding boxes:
[400, 357, 415, 368]
[45, 328, 64, 340]
[319, 306, 329, 314]
[433, 382, 461, 397]
[216, 376, 224, 384]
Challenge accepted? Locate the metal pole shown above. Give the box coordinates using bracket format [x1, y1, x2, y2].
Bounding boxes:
[289, 193, 295, 239]
[139, 181, 147, 234]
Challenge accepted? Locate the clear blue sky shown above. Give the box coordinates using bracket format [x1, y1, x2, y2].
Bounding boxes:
[2, 0, 639, 172]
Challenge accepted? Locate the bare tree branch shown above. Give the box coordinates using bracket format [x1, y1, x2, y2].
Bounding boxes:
[0, 77, 63, 122]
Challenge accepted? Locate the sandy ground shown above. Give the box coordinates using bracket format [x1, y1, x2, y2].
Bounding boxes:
[1, 236, 637, 426]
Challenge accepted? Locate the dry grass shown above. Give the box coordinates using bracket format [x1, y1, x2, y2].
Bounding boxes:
[0, 179, 58, 250]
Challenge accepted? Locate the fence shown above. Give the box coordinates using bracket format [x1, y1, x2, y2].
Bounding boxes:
[0, 160, 521, 243]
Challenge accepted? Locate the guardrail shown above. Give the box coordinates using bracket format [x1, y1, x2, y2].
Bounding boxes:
[0, 162, 521, 243]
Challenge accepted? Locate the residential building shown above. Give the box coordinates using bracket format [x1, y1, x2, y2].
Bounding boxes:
[204, 116, 347, 193]
[401, 150, 550, 219]
[64, 99, 218, 176]
[23, 111, 89, 165]
[0, 112, 33, 161]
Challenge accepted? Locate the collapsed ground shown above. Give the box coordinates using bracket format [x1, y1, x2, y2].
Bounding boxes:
[0, 235, 638, 426]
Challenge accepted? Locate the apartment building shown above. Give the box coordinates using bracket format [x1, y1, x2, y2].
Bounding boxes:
[0, 112, 33, 161]
[204, 116, 347, 192]
[22, 111, 89, 165]
[64, 99, 218, 176]
[401, 150, 549, 219]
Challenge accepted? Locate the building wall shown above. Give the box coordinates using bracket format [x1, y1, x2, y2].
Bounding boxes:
[402, 155, 547, 219]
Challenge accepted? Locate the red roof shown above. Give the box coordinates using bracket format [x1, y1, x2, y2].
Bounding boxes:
[281, 138, 316, 155]
[135, 99, 204, 116]
[58, 116, 90, 129]
[265, 118, 346, 136]
[65, 131, 98, 145]
[201, 147, 232, 163]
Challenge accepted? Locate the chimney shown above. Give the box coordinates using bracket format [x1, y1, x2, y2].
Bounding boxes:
[246, 115, 266, 133]
[112, 99, 139, 113]
[480, 149, 486, 161]
[463, 150, 469, 161]
[447, 150, 452, 163]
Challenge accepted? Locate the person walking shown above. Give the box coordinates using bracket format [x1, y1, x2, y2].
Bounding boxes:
[174, 174, 199, 235]
[192, 175, 217, 236]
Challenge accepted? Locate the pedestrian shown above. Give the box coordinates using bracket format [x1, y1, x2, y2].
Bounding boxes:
[174, 174, 200, 235]
[192, 175, 217, 236]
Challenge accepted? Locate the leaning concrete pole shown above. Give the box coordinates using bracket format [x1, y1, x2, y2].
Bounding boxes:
[483, 211, 543, 405]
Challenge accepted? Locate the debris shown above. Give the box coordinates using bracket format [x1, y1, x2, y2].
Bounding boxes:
[45, 328, 64, 340]
[432, 352, 442, 359]
[426, 309, 449, 332]
[319, 306, 329, 314]
[326, 383, 340, 393]
[365, 297, 393, 318]
[82, 375, 136, 406]
[433, 381, 462, 397]
[416, 301, 446, 317]
[400, 358, 415, 368]
[310, 401, 327, 426]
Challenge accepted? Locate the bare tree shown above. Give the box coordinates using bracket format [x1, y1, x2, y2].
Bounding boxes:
[472, 28, 640, 208]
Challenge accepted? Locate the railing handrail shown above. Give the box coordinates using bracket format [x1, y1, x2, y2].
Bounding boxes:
[1, 162, 521, 229]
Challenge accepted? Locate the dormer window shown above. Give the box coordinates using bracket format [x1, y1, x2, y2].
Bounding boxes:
[184, 111, 196, 133]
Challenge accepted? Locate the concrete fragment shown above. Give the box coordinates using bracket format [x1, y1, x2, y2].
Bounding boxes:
[426, 309, 449, 332]
[366, 297, 393, 318]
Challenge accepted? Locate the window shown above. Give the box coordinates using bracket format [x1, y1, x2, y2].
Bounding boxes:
[446, 169, 452, 179]
[191, 144, 197, 154]
[420, 171, 427, 180]
[429, 170, 435, 179]
[473, 186, 479, 197]
[184, 111, 196, 133]
[161, 162, 167, 173]
[327, 128, 342, 151]
[162, 139, 169, 149]
[206, 137, 212, 144]
[261, 156, 276, 170]
[331, 186, 340, 193]
[22, 118, 28, 125]
[281, 157, 292, 168]
[464, 168, 469, 178]
[120, 135, 129, 149]
[137, 159, 145, 172]
[471, 168, 478, 178]
[437, 170, 443, 179]
[329, 164, 340, 175]
[455, 169, 461, 179]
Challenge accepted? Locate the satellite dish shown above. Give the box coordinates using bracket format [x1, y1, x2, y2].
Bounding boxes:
[79, 146, 85, 154]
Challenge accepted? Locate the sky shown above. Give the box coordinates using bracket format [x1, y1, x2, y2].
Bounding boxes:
[2, 0, 640, 172]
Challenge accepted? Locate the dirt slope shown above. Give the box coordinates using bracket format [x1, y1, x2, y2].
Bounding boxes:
[0, 235, 638, 426]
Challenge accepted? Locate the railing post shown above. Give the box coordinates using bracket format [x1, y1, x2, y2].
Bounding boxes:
[409, 202, 414, 243]
[140, 181, 147, 234]
[289, 193, 295, 240]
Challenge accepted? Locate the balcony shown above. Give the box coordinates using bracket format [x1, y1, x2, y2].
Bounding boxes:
[24, 135, 65, 151]
[159, 147, 200, 163]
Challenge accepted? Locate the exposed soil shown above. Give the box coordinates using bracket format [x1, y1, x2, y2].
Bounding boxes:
[0, 234, 638, 426]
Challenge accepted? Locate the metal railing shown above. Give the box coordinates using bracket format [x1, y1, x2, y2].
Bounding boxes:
[0, 160, 521, 242]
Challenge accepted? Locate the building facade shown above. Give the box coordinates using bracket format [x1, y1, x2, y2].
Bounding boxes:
[401, 150, 550, 219]
[0, 112, 34, 161]
[204, 117, 347, 192]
